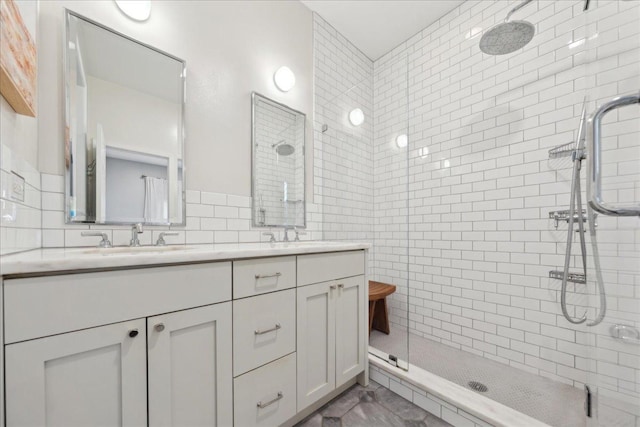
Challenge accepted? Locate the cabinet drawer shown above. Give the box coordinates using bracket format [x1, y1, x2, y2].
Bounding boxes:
[233, 256, 296, 298]
[297, 251, 365, 287]
[233, 289, 295, 376]
[234, 353, 296, 427]
[4, 262, 231, 344]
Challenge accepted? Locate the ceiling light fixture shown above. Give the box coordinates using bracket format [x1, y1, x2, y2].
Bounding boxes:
[349, 108, 364, 126]
[396, 134, 408, 148]
[114, 0, 151, 21]
[274, 66, 296, 92]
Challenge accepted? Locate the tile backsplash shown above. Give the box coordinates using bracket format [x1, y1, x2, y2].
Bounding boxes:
[0, 144, 41, 255]
[37, 172, 322, 249]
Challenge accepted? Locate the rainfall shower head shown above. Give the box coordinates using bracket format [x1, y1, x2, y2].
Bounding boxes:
[479, 0, 535, 55]
[272, 140, 295, 156]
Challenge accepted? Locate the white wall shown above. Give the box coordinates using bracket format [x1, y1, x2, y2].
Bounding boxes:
[37, 0, 314, 197]
[31, 0, 320, 248]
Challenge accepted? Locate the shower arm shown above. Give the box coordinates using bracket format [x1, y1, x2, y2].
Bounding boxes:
[504, 0, 534, 22]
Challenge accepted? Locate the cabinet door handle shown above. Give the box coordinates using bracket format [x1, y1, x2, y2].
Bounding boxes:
[257, 391, 283, 408]
[155, 323, 165, 332]
[255, 272, 282, 279]
[255, 323, 281, 335]
[330, 285, 337, 290]
[337, 283, 344, 289]
[128, 329, 139, 338]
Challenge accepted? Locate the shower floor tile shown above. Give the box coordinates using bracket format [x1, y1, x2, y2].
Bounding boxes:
[295, 381, 453, 427]
[370, 327, 586, 427]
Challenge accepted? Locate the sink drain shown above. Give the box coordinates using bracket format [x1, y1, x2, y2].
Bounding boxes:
[468, 381, 488, 392]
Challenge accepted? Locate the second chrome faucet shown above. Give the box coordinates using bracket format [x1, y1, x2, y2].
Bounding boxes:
[130, 223, 143, 247]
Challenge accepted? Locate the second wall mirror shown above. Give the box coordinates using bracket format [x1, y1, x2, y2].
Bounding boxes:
[252, 93, 306, 228]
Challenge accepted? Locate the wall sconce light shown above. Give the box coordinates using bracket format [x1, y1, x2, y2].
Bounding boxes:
[349, 108, 364, 126]
[396, 134, 408, 148]
[115, 0, 151, 21]
[274, 66, 296, 92]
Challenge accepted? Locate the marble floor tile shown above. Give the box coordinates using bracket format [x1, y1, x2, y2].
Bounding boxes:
[320, 384, 363, 418]
[375, 386, 428, 421]
[322, 417, 342, 427]
[341, 402, 406, 427]
[295, 382, 452, 427]
[424, 413, 454, 427]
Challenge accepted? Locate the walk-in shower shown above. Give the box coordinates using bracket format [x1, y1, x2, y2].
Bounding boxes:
[316, 0, 639, 425]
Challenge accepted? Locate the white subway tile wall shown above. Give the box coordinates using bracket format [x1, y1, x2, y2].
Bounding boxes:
[371, 0, 639, 423]
[313, 13, 375, 248]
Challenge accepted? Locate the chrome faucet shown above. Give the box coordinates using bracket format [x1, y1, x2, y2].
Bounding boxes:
[155, 231, 179, 246]
[130, 223, 143, 247]
[282, 226, 294, 242]
[262, 232, 277, 243]
[81, 231, 112, 248]
[293, 227, 306, 242]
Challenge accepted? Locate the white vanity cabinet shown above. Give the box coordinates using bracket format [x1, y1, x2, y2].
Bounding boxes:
[3, 262, 233, 427]
[1, 246, 368, 427]
[148, 303, 233, 427]
[296, 251, 366, 412]
[6, 319, 148, 426]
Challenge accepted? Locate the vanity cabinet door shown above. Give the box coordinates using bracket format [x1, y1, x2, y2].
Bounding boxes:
[147, 302, 232, 427]
[297, 281, 336, 411]
[5, 319, 147, 426]
[335, 275, 366, 388]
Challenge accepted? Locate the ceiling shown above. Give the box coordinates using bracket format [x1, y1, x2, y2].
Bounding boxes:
[301, 0, 465, 60]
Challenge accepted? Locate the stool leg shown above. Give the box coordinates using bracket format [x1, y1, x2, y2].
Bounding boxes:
[372, 297, 391, 334]
[369, 300, 376, 335]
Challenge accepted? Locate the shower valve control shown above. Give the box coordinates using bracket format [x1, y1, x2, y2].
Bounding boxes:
[549, 210, 597, 229]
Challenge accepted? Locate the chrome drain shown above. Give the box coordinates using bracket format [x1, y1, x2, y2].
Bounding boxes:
[468, 381, 488, 392]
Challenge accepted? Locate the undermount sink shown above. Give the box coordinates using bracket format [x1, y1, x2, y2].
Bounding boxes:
[82, 245, 194, 255]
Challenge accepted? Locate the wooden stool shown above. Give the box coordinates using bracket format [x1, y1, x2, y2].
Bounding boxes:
[368, 280, 396, 335]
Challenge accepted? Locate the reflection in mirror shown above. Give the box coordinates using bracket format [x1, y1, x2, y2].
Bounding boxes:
[252, 93, 305, 228]
[65, 10, 185, 225]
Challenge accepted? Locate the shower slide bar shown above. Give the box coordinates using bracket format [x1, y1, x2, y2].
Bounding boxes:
[587, 92, 640, 217]
[555, 92, 640, 327]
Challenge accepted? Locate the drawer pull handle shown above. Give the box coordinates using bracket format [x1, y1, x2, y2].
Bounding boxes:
[338, 283, 344, 289]
[257, 391, 283, 409]
[330, 285, 337, 290]
[128, 329, 139, 338]
[155, 323, 165, 332]
[255, 272, 282, 279]
[255, 323, 281, 335]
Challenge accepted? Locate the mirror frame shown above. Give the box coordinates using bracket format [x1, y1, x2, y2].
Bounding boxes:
[63, 9, 187, 226]
[251, 92, 306, 229]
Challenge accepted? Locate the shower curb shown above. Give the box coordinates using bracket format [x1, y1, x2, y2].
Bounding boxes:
[369, 355, 551, 427]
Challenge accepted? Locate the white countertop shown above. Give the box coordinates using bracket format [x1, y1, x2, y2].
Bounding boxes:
[0, 241, 370, 276]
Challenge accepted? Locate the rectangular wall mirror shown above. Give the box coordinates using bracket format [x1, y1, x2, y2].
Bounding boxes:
[252, 93, 306, 228]
[64, 10, 186, 225]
